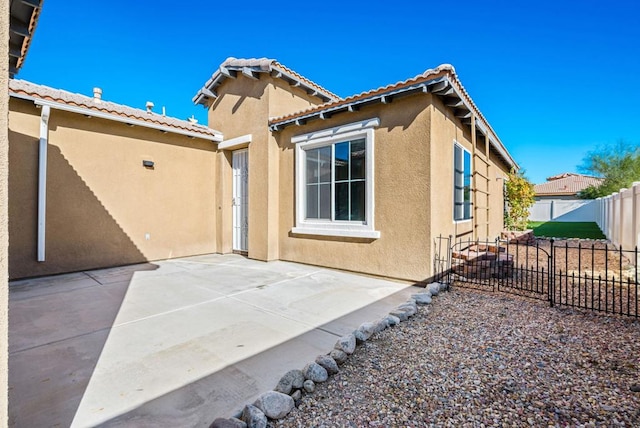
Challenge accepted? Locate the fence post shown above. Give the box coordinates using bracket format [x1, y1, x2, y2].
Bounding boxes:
[549, 238, 554, 307]
[633, 182, 640, 251]
[447, 234, 453, 287]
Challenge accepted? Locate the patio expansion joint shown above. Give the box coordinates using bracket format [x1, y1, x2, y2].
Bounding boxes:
[111, 268, 341, 338]
[226, 294, 343, 338]
[9, 326, 111, 355]
[9, 277, 105, 301]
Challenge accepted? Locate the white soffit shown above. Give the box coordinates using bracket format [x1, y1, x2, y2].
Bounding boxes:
[218, 134, 252, 150]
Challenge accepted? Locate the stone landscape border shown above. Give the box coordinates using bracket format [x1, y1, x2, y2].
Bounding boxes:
[209, 281, 448, 428]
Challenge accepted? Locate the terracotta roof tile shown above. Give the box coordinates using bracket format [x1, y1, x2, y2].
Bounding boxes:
[9, 79, 222, 140]
[10, 0, 43, 76]
[534, 173, 603, 196]
[267, 62, 517, 170]
[269, 59, 341, 101]
[194, 57, 340, 105]
[268, 64, 454, 124]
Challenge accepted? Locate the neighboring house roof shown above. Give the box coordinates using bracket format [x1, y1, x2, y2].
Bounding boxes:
[9, 0, 43, 77]
[193, 57, 340, 106]
[268, 63, 517, 170]
[10, 79, 223, 141]
[534, 173, 603, 196]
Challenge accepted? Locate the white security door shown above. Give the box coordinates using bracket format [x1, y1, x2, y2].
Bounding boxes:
[232, 150, 248, 252]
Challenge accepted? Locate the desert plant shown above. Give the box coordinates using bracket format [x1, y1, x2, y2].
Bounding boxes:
[504, 169, 535, 231]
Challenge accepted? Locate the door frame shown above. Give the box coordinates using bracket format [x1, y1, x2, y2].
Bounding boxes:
[232, 149, 248, 253]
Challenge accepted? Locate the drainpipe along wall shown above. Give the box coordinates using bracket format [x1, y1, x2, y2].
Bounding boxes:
[37, 105, 50, 261]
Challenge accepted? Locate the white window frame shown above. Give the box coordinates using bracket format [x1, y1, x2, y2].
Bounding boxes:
[292, 118, 380, 239]
[453, 140, 473, 223]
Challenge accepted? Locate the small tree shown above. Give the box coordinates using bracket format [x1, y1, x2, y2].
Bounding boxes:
[579, 140, 640, 198]
[504, 169, 535, 231]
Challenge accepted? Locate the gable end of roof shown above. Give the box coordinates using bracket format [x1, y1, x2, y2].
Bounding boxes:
[193, 57, 341, 106]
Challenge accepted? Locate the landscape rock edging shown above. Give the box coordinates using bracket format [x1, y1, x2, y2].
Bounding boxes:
[214, 281, 448, 426]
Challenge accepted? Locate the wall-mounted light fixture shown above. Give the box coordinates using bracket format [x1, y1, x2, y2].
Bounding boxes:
[143, 160, 154, 168]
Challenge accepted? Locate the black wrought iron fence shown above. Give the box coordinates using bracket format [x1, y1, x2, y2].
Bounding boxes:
[433, 235, 639, 318]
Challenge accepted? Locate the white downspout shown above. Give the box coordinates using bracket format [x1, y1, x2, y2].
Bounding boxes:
[37, 105, 50, 262]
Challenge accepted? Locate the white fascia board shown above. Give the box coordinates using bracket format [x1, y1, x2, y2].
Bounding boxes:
[270, 79, 443, 131]
[218, 134, 252, 150]
[448, 81, 518, 170]
[17, 95, 223, 142]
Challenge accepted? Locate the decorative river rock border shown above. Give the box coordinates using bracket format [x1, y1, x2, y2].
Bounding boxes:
[209, 281, 448, 428]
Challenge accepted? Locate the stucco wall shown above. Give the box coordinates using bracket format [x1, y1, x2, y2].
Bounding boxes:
[1, 0, 10, 421]
[207, 73, 326, 260]
[429, 96, 510, 243]
[8, 99, 217, 278]
[276, 94, 433, 282]
[208, 77, 270, 257]
[488, 150, 509, 235]
[429, 96, 474, 240]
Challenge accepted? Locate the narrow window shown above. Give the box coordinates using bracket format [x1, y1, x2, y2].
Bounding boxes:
[454, 143, 472, 221]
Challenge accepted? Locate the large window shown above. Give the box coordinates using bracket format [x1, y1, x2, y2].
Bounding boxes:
[305, 140, 366, 221]
[454, 142, 472, 221]
[293, 118, 380, 238]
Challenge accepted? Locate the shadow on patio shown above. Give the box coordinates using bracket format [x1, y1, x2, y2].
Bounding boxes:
[8, 255, 419, 427]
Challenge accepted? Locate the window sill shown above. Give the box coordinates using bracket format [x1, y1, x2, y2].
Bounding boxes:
[454, 219, 473, 224]
[292, 227, 381, 239]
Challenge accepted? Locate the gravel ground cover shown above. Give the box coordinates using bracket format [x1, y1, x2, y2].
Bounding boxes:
[274, 287, 640, 427]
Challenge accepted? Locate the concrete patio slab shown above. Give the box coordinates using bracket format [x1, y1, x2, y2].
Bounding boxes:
[9, 254, 419, 427]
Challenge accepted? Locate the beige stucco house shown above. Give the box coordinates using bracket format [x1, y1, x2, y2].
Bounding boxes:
[192, 58, 517, 281]
[8, 57, 517, 283]
[3, 0, 44, 422]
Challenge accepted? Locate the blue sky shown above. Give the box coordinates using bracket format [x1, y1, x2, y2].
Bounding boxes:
[18, 0, 640, 184]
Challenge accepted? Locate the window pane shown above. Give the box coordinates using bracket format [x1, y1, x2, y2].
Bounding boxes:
[319, 183, 331, 219]
[454, 204, 462, 221]
[319, 146, 331, 183]
[306, 184, 318, 219]
[464, 150, 472, 219]
[306, 148, 318, 184]
[464, 150, 471, 190]
[335, 142, 349, 181]
[453, 145, 472, 221]
[335, 182, 349, 220]
[350, 139, 365, 180]
[350, 181, 365, 221]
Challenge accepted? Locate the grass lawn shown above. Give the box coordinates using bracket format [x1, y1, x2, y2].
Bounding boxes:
[527, 221, 606, 239]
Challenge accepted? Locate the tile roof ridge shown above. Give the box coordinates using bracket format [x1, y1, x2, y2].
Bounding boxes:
[9, 78, 214, 132]
[270, 60, 341, 101]
[194, 57, 340, 106]
[545, 173, 605, 183]
[221, 57, 341, 101]
[269, 64, 454, 124]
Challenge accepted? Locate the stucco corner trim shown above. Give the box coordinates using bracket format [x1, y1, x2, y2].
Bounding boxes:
[218, 134, 252, 151]
[291, 227, 381, 239]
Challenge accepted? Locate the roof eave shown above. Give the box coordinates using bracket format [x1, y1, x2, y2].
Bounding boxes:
[193, 61, 339, 107]
[269, 74, 518, 170]
[536, 192, 578, 197]
[12, 92, 223, 142]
